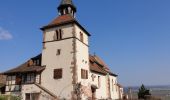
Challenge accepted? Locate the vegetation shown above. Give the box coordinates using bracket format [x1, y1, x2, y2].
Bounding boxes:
[0, 95, 21, 100]
[138, 84, 151, 99]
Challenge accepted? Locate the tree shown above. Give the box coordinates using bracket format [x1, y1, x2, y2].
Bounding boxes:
[138, 84, 151, 99]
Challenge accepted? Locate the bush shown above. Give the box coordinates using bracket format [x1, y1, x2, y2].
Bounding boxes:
[0, 95, 21, 100]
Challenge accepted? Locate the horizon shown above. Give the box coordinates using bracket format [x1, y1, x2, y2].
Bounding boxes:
[0, 0, 170, 86]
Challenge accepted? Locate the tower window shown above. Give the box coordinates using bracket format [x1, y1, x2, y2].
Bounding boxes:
[56, 49, 61, 55]
[112, 79, 114, 91]
[81, 69, 88, 79]
[80, 32, 84, 42]
[98, 76, 101, 88]
[54, 29, 63, 40]
[54, 69, 62, 79]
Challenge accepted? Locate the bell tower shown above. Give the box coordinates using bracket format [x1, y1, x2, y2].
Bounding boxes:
[41, 0, 91, 99]
[58, 0, 77, 17]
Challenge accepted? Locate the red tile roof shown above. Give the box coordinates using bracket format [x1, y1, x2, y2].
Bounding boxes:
[3, 55, 45, 74]
[3, 61, 45, 74]
[90, 55, 117, 76]
[46, 14, 75, 28]
[3, 54, 117, 76]
[41, 14, 91, 36]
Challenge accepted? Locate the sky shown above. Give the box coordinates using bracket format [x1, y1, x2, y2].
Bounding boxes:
[0, 0, 170, 86]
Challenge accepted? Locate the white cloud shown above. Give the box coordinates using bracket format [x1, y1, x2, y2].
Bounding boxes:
[0, 27, 13, 40]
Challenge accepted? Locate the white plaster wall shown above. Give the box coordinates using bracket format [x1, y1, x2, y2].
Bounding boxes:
[21, 84, 41, 99]
[44, 24, 74, 42]
[41, 25, 75, 99]
[21, 84, 55, 100]
[109, 76, 119, 100]
[90, 72, 108, 99]
[74, 24, 89, 45]
[76, 40, 90, 84]
[74, 24, 90, 85]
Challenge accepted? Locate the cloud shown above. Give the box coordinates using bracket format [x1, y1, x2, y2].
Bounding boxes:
[0, 27, 13, 40]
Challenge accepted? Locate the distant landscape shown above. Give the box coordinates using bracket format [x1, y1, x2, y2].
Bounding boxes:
[124, 85, 170, 100]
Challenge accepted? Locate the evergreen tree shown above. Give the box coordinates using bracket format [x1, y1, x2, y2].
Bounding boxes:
[138, 84, 151, 99]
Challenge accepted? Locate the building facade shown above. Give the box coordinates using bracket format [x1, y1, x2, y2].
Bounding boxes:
[3, 0, 123, 100]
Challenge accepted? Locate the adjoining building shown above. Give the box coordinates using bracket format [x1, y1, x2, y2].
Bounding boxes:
[0, 74, 6, 94]
[3, 0, 123, 99]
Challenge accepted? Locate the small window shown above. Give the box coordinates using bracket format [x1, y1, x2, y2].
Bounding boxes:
[26, 74, 35, 83]
[37, 60, 39, 65]
[54, 29, 63, 40]
[56, 49, 61, 55]
[54, 69, 62, 79]
[81, 69, 88, 79]
[98, 76, 101, 88]
[59, 29, 62, 39]
[6, 76, 12, 85]
[91, 74, 95, 81]
[112, 79, 114, 91]
[80, 32, 84, 42]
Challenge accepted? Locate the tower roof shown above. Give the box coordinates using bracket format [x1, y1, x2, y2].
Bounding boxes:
[41, 14, 91, 36]
[58, 0, 76, 11]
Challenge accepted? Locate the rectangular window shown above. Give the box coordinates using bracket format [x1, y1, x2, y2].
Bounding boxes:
[56, 49, 61, 55]
[98, 76, 101, 88]
[25, 74, 35, 84]
[80, 32, 84, 42]
[6, 76, 12, 85]
[54, 29, 63, 40]
[112, 79, 114, 91]
[54, 69, 62, 79]
[81, 69, 88, 79]
[59, 29, 62, 39]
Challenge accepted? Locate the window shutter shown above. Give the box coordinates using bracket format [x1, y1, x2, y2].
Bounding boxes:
[81, 69, 83, 79]
[81, 69, 88, 79]
[86, 70, 88, 79]
[54, 69, 62, 79]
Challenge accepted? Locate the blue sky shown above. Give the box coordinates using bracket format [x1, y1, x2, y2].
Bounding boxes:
[0, 0, 170, 86]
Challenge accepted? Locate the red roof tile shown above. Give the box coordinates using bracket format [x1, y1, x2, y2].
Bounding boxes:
[3, 54, 45, 74]
[41, 14, 91, 36]
[48, 14, 75, 27]
[90, 55, 117, 76]
[3, 54, 117, 76]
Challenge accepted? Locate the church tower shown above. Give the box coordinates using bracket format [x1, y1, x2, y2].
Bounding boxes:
[41, 0, 91, 99]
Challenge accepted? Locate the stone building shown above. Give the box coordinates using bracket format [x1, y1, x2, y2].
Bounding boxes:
[3, 0, 123, 99]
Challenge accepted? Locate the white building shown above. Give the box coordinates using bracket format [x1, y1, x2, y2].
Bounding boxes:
[3, 0, 123, 100]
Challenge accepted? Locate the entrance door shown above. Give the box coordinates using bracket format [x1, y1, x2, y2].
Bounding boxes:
[25, 93, 40, 100]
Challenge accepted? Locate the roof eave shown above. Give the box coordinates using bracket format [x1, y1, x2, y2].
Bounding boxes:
[3, 66, 45, 75]
[90, 70, 107, 75]
[40, 20, 91, 36]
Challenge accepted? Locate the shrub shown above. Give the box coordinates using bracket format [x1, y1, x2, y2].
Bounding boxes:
[0, 95, 21, 100]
